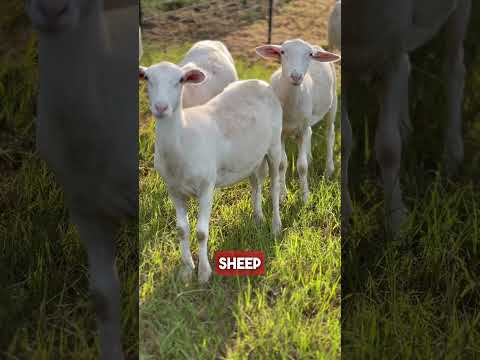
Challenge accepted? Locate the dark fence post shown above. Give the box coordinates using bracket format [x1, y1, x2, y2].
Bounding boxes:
[268, 0, 273, 43]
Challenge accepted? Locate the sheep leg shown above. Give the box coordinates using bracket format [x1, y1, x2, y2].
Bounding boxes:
[197, 186, 215, 283]
[375, 54, 409, 237]
[267, 145, 283, 238]
[341, 90, 353, 233]
[72, 214, 123, 360]
[297, 127, 311, 203]
[325, 90, 337, 178]
[172, 196, 194, 282]
[279, 139, 288, 203]
[442, 0, 470, 175]
[250, 158, 268, 223]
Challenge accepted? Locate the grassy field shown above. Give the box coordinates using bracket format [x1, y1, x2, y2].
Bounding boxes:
[0, 143, 139, 358]
[343, 176, 480, 359]
[339, 146, 480, 355]
[138, 43, 341, 359]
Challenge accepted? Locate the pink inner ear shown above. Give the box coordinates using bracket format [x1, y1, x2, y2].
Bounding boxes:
[184, 70, 205, 84]
[312, 51, 340, 62]
[256, 45, 281, 59]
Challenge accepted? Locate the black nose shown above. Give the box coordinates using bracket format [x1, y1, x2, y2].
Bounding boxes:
[38, 0, 69, 19]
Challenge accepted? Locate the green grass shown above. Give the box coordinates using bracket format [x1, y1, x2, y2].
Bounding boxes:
[343, 177, 480, 359]
[0, 154, 139, 358]
[139, 43, 341, 359]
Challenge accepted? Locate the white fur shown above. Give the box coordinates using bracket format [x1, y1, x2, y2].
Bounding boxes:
[328, 1, 341, 51]
[141, 62, 282, 283]
[179, 40, 238, 108]
[139, 27, 143, 60]
[256, 39, 339, 203]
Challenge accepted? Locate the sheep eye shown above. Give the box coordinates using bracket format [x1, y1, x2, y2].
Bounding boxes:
[179, 77, 184, 84]
[280, 50, 285, 55]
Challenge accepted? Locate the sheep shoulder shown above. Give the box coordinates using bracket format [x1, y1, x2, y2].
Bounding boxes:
[308, 59, 336, 120]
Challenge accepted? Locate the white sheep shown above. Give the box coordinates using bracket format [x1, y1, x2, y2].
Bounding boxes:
[342, 0, 470, 236]
[27, 0, 138, 357]
[256, 39, 340, 203]
[139, 27, 143, 60]
[178, 40, 239, 108]
[139, 62, 283, 283]
[328, 0, 341, 51]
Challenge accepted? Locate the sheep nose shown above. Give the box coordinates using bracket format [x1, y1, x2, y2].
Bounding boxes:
[290, 73, 303, 83]
[155, 103, 169, 114]
[38, 0, 69, 18]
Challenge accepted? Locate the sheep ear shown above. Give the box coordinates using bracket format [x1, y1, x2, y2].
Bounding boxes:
[311, 49, 340, 63]
[182, 68, 206, 84]
[139, 66, 148, 80]
[255, 45, 282, 60]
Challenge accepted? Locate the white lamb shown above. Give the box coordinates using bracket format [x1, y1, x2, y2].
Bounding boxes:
[256, 39, 340, 203]
[139, 62, 283, 283]
[328, 0, 341, 51]
[179, 40, 239, 108]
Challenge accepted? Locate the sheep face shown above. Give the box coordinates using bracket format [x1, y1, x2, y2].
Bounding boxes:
[139, 62, 205, 119]
[256, 39, 340, 86]
[26, 0, 96, 32]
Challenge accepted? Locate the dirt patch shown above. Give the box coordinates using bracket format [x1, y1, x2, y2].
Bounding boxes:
[143, 0, 291, 47]
[222, 0, 334, 60]
[144, 0, 336, 61]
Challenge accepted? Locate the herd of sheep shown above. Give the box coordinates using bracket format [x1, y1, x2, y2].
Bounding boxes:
[139, 33, 340, 284]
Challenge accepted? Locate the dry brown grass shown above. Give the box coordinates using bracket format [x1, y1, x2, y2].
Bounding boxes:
[144, 0, 336, 60]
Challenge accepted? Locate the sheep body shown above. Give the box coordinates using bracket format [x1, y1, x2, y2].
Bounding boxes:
[271, 50, 336, 131]
[179, 40, 238, 108]
[141, 62, 282, 283]
[257, 39, 339, 202]
[342, 0, 470, 236]
[156, 80, 281, 191]
[328, 0, 341, 51]
[28, 1, 138, 358]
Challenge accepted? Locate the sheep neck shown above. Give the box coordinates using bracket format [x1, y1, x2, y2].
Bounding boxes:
[280, 76, 304, 111]
[155, 106, 184, 154]
[38, 4, 107, 96]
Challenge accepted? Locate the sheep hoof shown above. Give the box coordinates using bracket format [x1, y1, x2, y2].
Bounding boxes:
[254, 212, 265, 224]
[198, 263, 212, 284]
[272, 219, 282, 239]
[387, 205, 408, 238]
[443, 153, 462, 177]
[179, 265, 194, 283]
[302, 191, 310, 204]
[325, 164, 334, 179]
